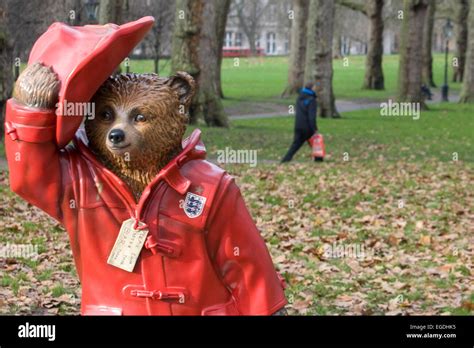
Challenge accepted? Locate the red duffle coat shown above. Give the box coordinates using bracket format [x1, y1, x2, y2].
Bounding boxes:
[4, 100, 287, 315]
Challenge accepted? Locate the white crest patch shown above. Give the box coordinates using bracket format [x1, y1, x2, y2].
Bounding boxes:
[183, 192, 206, 218]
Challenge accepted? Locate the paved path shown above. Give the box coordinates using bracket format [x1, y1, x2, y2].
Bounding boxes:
[228, 99, 381, 120]
[228, 91, 460, 120]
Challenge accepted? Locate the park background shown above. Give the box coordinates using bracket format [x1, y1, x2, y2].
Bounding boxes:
[0, 0, 473, 315]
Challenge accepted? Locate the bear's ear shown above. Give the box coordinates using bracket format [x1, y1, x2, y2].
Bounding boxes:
[167, 71, 196, 109]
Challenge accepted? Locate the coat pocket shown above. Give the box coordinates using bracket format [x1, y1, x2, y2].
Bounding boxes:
[201, 298, 239, 316]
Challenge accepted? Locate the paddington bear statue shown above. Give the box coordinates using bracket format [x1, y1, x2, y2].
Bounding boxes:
[4, 17, 287, 315]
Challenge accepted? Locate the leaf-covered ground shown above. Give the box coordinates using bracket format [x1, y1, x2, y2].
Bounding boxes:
[1, 159, 472, 315]
[0, 170, 80, 314]
[233, 161, 474, 315]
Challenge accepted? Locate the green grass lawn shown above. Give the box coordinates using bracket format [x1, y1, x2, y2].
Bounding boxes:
[1, 102, 471, 162]
[187, 103, 474, 163]
[123, 53, 462, 106]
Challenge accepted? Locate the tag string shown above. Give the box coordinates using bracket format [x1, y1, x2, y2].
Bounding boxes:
[133, 219, 148, 231]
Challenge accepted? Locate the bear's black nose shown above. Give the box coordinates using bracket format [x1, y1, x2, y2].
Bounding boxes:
[108, 129, 125, 144]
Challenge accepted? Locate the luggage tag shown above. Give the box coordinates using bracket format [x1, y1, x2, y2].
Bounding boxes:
[107, 218, 148, 272]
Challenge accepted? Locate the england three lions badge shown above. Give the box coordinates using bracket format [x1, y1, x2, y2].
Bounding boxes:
[183, 192, 206, 218]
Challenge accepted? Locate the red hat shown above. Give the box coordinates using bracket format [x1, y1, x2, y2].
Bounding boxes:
[28, 16, 155, 147]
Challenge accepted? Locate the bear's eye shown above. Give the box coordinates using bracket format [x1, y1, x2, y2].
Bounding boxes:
[101, 110, 113, 122]
[134, 114, 146, 123]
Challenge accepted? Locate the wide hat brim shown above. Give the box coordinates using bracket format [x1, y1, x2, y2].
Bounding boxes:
[28, 16, 155, 147]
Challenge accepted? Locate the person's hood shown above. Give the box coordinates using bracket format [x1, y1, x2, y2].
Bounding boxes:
[300, 87, 316, 97]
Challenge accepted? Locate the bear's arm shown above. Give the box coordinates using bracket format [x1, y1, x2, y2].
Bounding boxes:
[204, 174, 287, 315]
[5, 98, 68, 222]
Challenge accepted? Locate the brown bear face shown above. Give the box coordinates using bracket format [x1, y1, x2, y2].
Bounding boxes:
[84, 72, 195, 199]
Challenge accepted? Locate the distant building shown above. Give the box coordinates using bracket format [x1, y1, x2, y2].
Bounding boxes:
[383, 29, 399, 55]
[224, 1, 290, 56]
[223, 29, 288, 56]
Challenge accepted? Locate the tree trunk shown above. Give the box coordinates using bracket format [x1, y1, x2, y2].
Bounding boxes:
[154, 40, 160, 74]
[460, 2, 474, 103]
[248, 35, 257, 55]
[333, 33, 342, 59]
[99, 0, 124, 24]
[215, 0, 231, 99]
[397, 0, 428, 108]
[247, 1, 258, 55]
[363, 0, 385, 90]
[282, 0, 309, 97]
[0, 2, 13, 139]
[304, 0, 339, 118]
[421, 0, 436, 87]
[453, 0, 469, 83]
[235, 0, 266, 56]
[152, 21, 163, 75]
[171, 0, 228, 126]
[99, 0, 124, 74]
[66, 0, 83, 25]
[337, 0, 384, 89]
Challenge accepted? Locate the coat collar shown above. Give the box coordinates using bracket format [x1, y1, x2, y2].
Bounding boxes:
[73, 128, 206, 197]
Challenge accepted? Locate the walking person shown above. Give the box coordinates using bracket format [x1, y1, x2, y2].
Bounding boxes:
[281, 82, 318, 163]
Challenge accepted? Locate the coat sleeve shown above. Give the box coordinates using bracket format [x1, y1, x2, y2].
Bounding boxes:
[4, 99, 67, 222]
[204, 174, 287, 315]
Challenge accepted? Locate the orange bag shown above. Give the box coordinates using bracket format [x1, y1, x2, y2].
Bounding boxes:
[309, 133, 325, 161]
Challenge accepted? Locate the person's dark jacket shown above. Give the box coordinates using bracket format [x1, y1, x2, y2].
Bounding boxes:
[295, 87, 317, 134]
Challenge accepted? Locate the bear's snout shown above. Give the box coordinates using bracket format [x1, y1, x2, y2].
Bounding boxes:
[108, 129, 126, 145]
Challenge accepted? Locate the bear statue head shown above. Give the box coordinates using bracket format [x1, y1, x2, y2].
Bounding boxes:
[84, 72, 195, 199]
